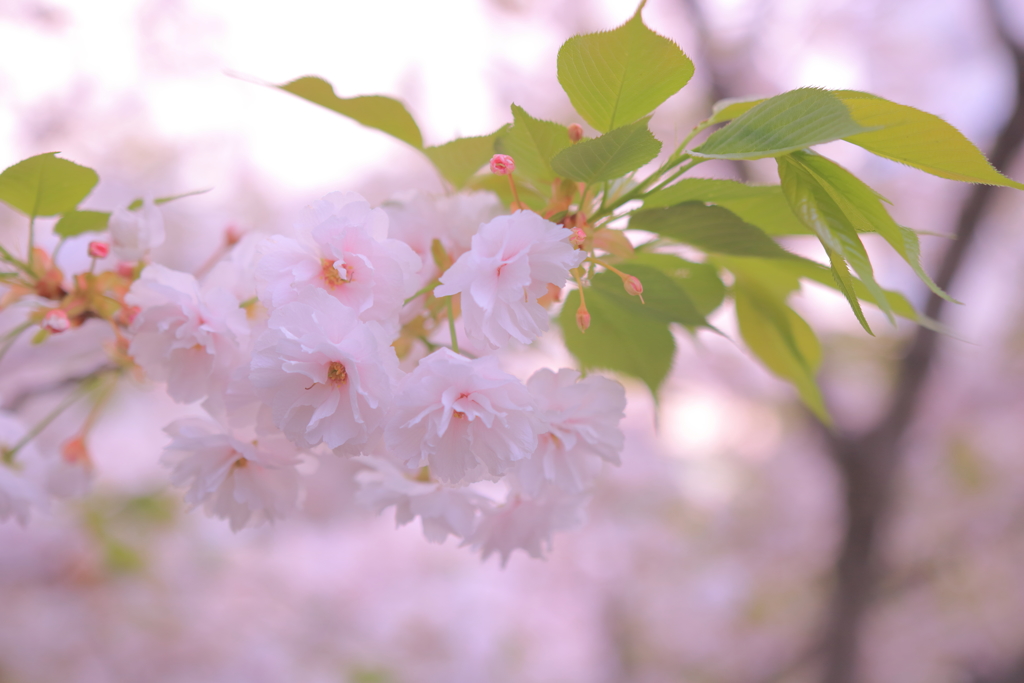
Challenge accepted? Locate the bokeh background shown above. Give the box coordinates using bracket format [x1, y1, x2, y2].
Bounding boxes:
[2, 0, 1024, 681]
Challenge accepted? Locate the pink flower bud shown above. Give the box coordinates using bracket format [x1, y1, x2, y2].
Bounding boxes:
[225, 224, 243, 246]
[88, 241, 110, 259]
[569, 227, 587, 249]
[116, 262, 135, 278]
[576, 303, 591, 333]
[490, 154, 515, 175]
[623, 275, 644, 303]
[568, 123, 584, 143]
[42, 309, 71, 333]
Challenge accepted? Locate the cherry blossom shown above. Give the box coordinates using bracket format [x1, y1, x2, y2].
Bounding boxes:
[108, 199, 165, 262]
[249, 287, 399, 453]
[466, 490, 588, 566]
[162, 417, 301, 531]
[126, 264, 250, 404]
[255, 192, 420, 325]
[434, 211, 585, 348]
[385, 349, 538, 485]
[512, 368, 626, 497]
[355, 456, 486, 543]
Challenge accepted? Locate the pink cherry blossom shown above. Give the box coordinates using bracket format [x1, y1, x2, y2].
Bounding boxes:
[466, 490, 588, 566]
[355, 456, 486, 543]
[126, 264, 250, 404]
[255, 192, 421, 325]
[41, 309, 70, 333]
[162, 417, 301, 531]
[0, 412, 44, 525]
[249, 287, 399, 453]
[385, 349, 538, 485]
[434, 211, 585, 348]
[512, 368, 626, 497]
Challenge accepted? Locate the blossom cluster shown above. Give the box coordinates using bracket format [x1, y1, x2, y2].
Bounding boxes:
[3, 189, 627, 564]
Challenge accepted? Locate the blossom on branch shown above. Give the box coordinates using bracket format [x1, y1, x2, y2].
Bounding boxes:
[434, 211, 585, 348]
[385, 349, 538, 485]
[249, 288, 399, 453]
[109, 199, 165, 262]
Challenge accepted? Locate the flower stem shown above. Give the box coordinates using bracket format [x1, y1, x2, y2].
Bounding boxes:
[446, 296, 459, 354]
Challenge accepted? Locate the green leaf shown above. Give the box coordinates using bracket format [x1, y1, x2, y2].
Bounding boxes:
[494, 105, 572, 186]
[791, 151, 955, 302]
[692, 88, 872, 160]
[629, 202, 795, 258]
[825, 246, 873, 335]
[835, 90, 1024, 189]
[558, 284, 675, 395]
[54, 210, 110, 237]
[627, 252, 725, 316]
[707, 95, 765, 124]
[557, 3, 694, 132]
[590, 264, 708, 327]
[127, 188, 211, 211]
[551, 118, 661, 183]
[278, 76, 423, 149]
[424, 126, 509, 189]
[733, 278, 829, 423]
[0, 153, 98, 217]
[777, 152, 894, 328]
[643, 178, 810, 235]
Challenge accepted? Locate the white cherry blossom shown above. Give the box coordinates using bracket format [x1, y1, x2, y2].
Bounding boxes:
[434, 210, 585, 348]
[385, 349, 538, 485]
[249, 287, 399, 453]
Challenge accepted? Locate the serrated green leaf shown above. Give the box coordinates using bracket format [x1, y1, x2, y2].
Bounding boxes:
[424, 125, 509, 189]
[551, 118, 661, 183]
[278, 76, 423, 149]
[692, 88, 872, 161]
[494, 105, 571, 186]
[777, 152, 894, 327]
[54, 210, 110, 237]
[559, 285, 675, 395]
[643, 178, 810, 235]
[733, 279, 829, 423]
[557, 4, 694, 132]
[792, 151, 956, 303]
[825, 246, 873, 335]
[0, 153, 98, 217]
[627, 252, 725, 316]
[591, 264, 707, 327]
[835, 90, 1024, 189]
[629, 202, 794, 258]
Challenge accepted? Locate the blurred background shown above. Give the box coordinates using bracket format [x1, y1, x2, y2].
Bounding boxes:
[1, 0, 1024, 681]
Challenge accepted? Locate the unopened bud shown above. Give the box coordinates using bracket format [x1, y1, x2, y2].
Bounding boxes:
[116, 262, 135, 278]
[490, 154, 515, 175]
[42, 309, 71, 333]
[567, 123, 584, 143]
[576, 303, 591, 333]
[569, 227, 587, 249]
[623, 275, 645, 303]
[225, 224, 243, 246]
[87, 241, 110, 259]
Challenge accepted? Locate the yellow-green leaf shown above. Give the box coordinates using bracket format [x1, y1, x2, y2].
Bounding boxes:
[551, 118, 661, 183]
[424, 126, 509, 188]
[836, 90, 1024, 189]
[278, 76, 423, 149]
[0, 153, 98, 217]
[557, 3, 694, 132]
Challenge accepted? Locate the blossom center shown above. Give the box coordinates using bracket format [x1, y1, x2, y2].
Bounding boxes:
[453, 410, 467, 419]
[321, 258, 349, 287]
[327, 361, 348, 386]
